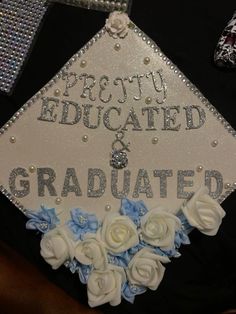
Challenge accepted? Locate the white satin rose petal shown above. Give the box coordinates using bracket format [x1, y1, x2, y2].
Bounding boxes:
[100, 213, 139, 254]
[105, 11, 130, 39]
[40, 227, 75, 270]
[75, 235, 108, 270]
[87, 265, 126, 307]
[141, 208, 181, 249]
[127, 248, 170, 290]
[182, 186, 226, 235]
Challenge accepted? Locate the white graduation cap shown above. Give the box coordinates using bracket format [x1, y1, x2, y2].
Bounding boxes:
[0, 12, 235, 220]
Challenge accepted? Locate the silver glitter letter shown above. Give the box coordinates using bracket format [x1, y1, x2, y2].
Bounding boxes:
[184, 105, 206, 130]
[88, 168, 106, 197]
[37, 97, 59, 123]
[122, 107, 142, 131]
[59, 101, 82, 125]
[9, 168, 30, 198]
[61, 168, 82, 197]
[83, 104, 104, 129]
[79, 73, 96, 101]
[162, 106, 181, 131]
[127, 74, 144, 101]
[37, 168, 57, 197]
[62, 71, 78, 97]
[133, 169, 153, 198]
[153, 170, 173, 198]
[103, 107, 122, 131]
[99, 75, 112, 103]
[111, 169, 131, 199]
[205, 170, 223, 199]
[142, 107, 159, 130]
[146, 70, 167, 104]
[114, 77, 127, 104]
[177, 170, 194, 199]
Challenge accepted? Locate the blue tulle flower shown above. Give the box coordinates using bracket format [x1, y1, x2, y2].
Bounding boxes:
[120, 199, 148, 227]
[25, 206, 60, 233]
[107, 250, 131, 268]
[122, 282, 147, 304]
[177, 211, 194, 234]
[67, 208, 99, 241]
[64, 259, 80, 274]
[77, 263, 93, 284]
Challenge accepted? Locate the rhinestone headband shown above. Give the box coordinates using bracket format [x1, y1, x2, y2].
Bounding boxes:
[49, 0, 132, 13]
[0, 0, 49, 94]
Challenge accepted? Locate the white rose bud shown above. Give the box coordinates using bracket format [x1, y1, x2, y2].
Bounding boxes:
[127, 248, 170, 290]
[75, 234, 108, 270]
[105, 11, 130, 39]
[141, 208, 181, 250]
[100, 213, 139, 254]
[87, 265, 126, 307]
[40, 227, 74, 270]
[182, 186, 226, 236]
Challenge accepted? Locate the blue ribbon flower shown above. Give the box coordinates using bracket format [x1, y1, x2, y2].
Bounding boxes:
[67, 208, 99, 241]
[120, 199, 148, 227]
[25, 206, 60, 233]
[122, 282, 147, 304]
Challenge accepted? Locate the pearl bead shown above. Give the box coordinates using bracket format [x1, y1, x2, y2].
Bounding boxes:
[224, 183, 231, 189]
[233, 182, 236, 189]
[144, 57, 150, 65]
[105, 204, 112, 212]
[55, 197, 62, 205]
[9, 136, 16, 143]
[211, 140, 218, 147]
[29, 165, 36, 173]
[196, 165, 203, 172]
[152, 137, 158, 144]
[54, 89, 61, 97]
[114, 43, 121, 51]
[145, 97, 152, 104]
[82, 135, 88, 142]
[80, 60, 87, 68]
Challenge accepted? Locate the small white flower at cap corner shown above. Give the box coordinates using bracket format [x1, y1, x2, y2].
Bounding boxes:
[40, 226, 75, 270]
[105, 11, 130, 39]
[126, 248, 170, 291]
[182, 186, 226, 236]
[87, 264, 126, 307]
[140, 207, 182, 250]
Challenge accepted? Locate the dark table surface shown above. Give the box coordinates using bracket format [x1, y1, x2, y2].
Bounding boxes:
[0, 1, 236, 314]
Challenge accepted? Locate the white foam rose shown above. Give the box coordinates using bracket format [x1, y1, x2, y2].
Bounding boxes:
[40, 227, 74, 270]
[75, 234, 107, 270]
[141, 208, 181, 250]
[100, 213, 139, 254]
[127, 248, 170, 290]
[182, 186, 226, 236]
[87, 265, 126, 307]
[105, 11, 130, 38]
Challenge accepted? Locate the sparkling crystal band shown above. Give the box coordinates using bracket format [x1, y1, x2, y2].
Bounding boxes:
[0, 0, 49, 94]
[49, 0, 132, 13]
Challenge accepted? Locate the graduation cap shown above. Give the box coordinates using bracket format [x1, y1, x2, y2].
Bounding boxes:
[0, 11, 235, 307]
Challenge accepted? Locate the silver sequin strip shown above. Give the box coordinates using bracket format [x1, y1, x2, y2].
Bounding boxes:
[0, 0, 49, 94]
[1, 23, 236, 212]
[49, 0, 132, 13]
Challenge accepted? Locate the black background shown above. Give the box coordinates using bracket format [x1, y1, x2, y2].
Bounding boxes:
[0, 1, 236, 313]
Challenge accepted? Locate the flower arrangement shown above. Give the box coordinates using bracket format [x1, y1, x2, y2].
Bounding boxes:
[26, 187, 225, 307]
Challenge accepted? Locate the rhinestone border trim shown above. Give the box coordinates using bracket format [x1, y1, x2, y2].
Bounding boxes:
[0, 0, 49, 94]
[49, 0, 131, 13]
[0, 24, 235, 212]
